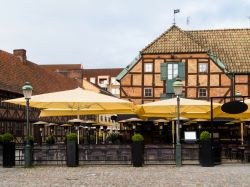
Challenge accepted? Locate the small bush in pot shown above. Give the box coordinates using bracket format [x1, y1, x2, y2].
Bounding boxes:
[2, 133, 14, 143]
[131, 133, 144, 167]
[66, 133, 78, 167]
[2, 133, 15, 167]
[66, 133, 77, 141]
[200, 131, 211, 141]
[132, 133, 144, 142]
[199, 131, 214, 167]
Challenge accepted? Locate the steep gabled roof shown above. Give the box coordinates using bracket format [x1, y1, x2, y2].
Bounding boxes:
[142, 25, 207, 54]
[141, 25, 250, 73]
[0, 50, 79, 95]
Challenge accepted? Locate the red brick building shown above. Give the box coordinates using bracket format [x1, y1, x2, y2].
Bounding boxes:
[0, 49, 79, 142]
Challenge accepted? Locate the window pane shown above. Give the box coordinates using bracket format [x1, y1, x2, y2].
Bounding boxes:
[144, 88, 152, 97]
[145, 63, 152, 72]
[199, 63, 208, 73]
[199, 88, 207, 97]
[173, 70, 178, 77]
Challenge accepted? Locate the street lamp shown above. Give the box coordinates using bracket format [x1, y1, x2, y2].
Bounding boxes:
[22, 82, 33, 167]
[172, 77, 183, 167]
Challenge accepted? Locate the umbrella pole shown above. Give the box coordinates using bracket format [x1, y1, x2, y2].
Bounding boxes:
[172, 120, 175, 146]
[77, 107, 80, 144]
[241, 122, 244, 145]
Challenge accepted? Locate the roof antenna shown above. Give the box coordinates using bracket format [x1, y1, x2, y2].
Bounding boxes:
[173, 9, 180, 25]
[186, 16, 190, 25]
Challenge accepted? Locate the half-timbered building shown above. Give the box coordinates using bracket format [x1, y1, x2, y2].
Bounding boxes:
[117, 25, 250, 104]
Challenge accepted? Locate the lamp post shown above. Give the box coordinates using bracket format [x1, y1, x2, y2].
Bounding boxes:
[172, 77, 183, 167]
[22, 82, 33, 167]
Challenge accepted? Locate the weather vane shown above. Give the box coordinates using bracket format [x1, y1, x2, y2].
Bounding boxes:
[173, 9, 180, 25]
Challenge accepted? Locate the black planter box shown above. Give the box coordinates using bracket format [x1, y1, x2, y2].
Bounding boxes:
[131, 141, 144, 167]
[3, 142, 15, 168]
[66, 140, 79, 167]
[199, 140, 214, 167]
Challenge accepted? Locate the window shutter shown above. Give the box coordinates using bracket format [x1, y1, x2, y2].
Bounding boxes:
[160, 63, 168, 80]
[178, 62, 185, 80]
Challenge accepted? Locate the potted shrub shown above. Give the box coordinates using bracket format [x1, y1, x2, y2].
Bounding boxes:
[66, 133, 79, 167]
[24, 135, 34, 146]
[131, 133, 144, 167]
[46, 135, 55, 145]
[2, 133, 15, 167]
[199, 131, 214, 167]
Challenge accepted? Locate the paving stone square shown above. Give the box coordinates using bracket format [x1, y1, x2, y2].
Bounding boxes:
[0, 164, 250, 187]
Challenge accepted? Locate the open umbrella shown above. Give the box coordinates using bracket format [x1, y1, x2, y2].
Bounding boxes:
[137, 98, 220, 119]
[4, 87, 135, 118]
[33, 121, 48, 125]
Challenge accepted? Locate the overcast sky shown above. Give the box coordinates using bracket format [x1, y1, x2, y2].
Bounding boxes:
[0, 0, 249, 69]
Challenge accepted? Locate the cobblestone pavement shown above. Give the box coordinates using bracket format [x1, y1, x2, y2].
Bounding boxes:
[0, 164, 250, 187]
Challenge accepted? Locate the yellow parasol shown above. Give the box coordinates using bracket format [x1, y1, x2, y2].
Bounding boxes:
[4, 87, 135, 117]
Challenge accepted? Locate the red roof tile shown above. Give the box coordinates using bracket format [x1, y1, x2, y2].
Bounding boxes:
[0, 50, 79, 95]
[40, 64, 82, 72]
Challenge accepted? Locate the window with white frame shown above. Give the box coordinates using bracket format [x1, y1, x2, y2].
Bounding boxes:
[198, 88, 207, 97]
[90, 77, 96, 84]
[144, 88, 153, 97]
[199, 63, 208, 73]
[111, 77, 119, 85]
[111, 88, 120, 95]
[168, 63, 178, 80]
[144, 63, 153, 72]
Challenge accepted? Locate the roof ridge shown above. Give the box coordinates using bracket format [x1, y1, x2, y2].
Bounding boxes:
[83, 68, 123, 70]
[186, 28, 250, 32]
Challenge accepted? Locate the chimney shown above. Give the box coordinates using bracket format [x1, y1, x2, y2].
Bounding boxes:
[13, 49, 27, 62]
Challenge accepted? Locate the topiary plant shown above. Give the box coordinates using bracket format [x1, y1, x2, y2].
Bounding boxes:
[66, 133, 78, 141]
[47, 135, 55, 144]
[200, 131, 211, 141]
[132, 133, 144, 142]
[2, 133, 14, 143]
